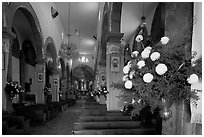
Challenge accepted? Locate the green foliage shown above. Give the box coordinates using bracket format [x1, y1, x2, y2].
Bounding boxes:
[112, 39, 202, 112]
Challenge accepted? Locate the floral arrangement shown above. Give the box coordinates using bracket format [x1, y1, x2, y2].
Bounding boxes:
[92, 85, 109, 99]
[113, 35, 202, 116]
[44, 86, 52, 103]
[44, 86, 52, 97]
[5, 81, 24, 100]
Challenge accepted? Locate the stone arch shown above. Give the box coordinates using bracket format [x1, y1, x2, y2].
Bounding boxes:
[22, 40, 37, 66]
[73, 64, 94, 81]
[7, 2, 44, 61]
[44, 37, 58, 73]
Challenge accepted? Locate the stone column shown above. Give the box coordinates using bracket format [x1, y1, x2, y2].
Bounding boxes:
[106, 32, 124, 111]
[2, 5, 16, 111]
[60, 76, 67, 100]
[51, 69, 60, 102]
[34, 58, 46, 104]
[2, 33, 16, 112]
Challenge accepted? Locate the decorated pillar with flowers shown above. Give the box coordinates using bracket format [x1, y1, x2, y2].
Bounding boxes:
[51, 69, 60, 102]
[119, 34, 200, 134]
[34, 58, 46, 104]
[112, 2, 201, 135]
[2, 3, 16, 112]
[106, 32, 124, 111]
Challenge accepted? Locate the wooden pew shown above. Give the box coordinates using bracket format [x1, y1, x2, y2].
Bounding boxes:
[67, 98, 76, 107]
[47, 103, 59, 119]
[13, 104, 47, 124]
[2, 116, 30, 134]
[48, 102, 63, 112]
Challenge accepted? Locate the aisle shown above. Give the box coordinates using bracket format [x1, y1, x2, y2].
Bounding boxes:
[30, 100, 84, 135]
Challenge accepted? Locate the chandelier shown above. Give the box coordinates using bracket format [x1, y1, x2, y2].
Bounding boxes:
[59, 2, 79, 60]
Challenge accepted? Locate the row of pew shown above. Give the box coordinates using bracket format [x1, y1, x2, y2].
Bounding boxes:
[72, 100, 159, 135]
[2, 98, 76, 135]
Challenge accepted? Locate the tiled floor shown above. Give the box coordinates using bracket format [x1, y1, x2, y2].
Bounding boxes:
[30, 100, 84, 135]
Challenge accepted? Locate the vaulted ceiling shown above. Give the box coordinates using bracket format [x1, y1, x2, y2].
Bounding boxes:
[12, 2, 157, 80]
[54, 2, 99, 55]
[54, 2, 157, 80]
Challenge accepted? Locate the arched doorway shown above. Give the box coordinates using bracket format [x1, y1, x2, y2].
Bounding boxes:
[5, 3, 43, 105]
[58, 58, 66, 101]
[72, 65, 94, 98]
[44, 37, 59, 102]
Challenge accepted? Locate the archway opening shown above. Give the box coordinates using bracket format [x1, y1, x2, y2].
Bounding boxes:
[9, 7, 41, 104]
[72, 65, 94, 97]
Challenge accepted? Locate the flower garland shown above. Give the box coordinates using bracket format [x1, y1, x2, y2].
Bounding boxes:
[113, 35, 202, 114]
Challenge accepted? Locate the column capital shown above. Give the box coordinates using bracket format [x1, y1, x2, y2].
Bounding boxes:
[2, 4, 15, 40]
[35, 56, 46, 64]
[2, 28, 16, 53]
[106, 32, 124, 43]
[52, 68, 60, 75]
[2, 28, 16, 40]
[61, 76, 67, 80]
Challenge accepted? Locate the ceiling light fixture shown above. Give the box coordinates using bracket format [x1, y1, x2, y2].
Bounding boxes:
[76, 3, 81, 54]
[68, 3, 71, 37]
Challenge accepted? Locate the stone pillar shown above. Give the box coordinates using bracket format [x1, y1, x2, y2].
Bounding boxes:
[60, 76, 67, 100]
[2, 33, 16, 111]
[2, 4, 16, 111]
[106, 32, 124, 111]
[34, 59, 46, 104]
[51, 69, 60, 102]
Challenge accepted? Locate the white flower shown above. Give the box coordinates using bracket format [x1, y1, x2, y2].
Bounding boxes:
[132, 98, 136, 104]
[187, 74, 199, 84]
[122, 75, 129, 82]
[155, 63, 168, 75]
[144, 46, 152, 52]
[135, 35, 143, 42]
[125, 80, 133, 89]
[143, 73, 154, 83]
[160, 36, 170, 45]
[129, 74, 133, 79]
[129, 71, 135, 79]
[123, 65, 130, 74]
[127, 61, 132, 67]
[131, 51, 139, 58]
[150, 52, 161, 61]
[141, 50, 150, 59]
[137, 60, 145, 69]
